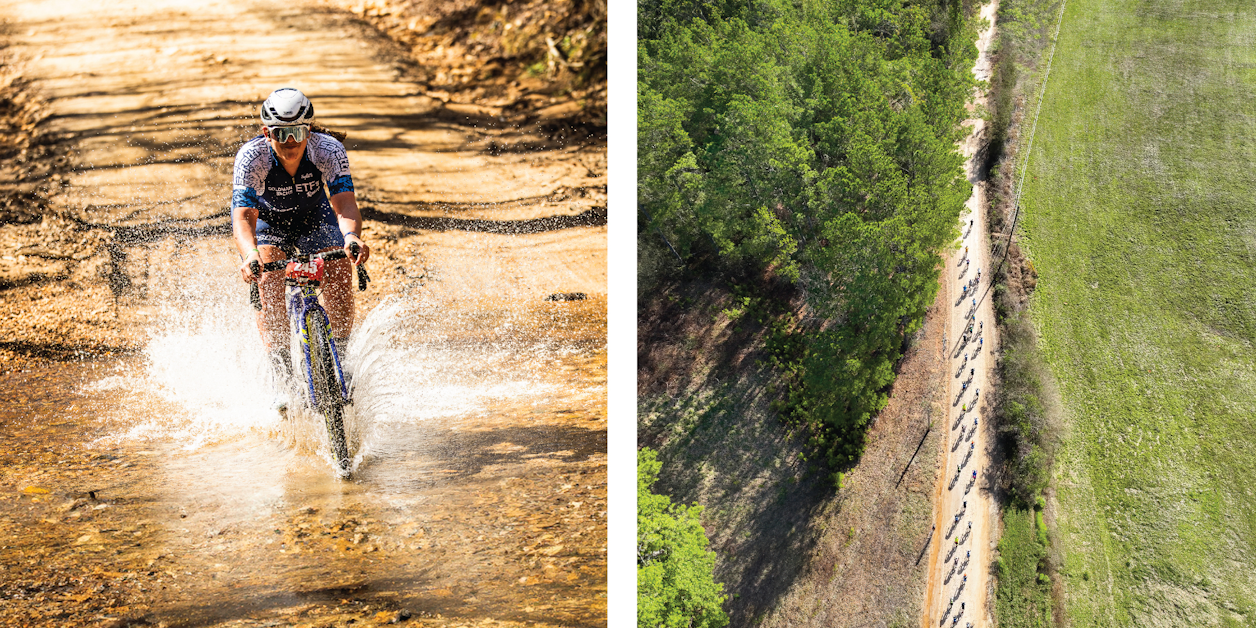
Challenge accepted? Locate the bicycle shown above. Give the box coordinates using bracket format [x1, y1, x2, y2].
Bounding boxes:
[248, 244, 369, 477]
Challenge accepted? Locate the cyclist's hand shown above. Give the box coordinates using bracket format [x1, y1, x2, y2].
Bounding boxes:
[344, 234, 370, 265]
[240, 250, 262, 283]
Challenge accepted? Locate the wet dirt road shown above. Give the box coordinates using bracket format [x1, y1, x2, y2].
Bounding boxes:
[0, 0, 607, 625]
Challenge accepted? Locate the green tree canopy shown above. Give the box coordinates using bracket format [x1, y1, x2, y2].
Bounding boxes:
[638, 447, 729, 628]
[639, 0, 979, 466]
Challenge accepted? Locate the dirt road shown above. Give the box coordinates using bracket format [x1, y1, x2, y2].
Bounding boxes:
[0, 0, 606, 625]
[922, 1, 1000, 627]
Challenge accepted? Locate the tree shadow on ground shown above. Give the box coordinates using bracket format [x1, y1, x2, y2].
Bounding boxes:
[639, 276, 950, 626]
[638, 279, 833, 623]
[417, 423, 606, 481]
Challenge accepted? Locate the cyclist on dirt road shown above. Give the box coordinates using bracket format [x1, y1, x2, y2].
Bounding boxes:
[230, 87, 371, 380]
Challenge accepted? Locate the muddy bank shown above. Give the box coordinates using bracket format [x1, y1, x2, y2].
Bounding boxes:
[322, 0, 606, 137]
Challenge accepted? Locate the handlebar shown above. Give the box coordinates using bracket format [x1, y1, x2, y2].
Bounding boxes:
[248, 245, 370, 311]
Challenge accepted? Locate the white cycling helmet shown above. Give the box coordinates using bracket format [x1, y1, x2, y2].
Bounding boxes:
[259, 88, 314, 127]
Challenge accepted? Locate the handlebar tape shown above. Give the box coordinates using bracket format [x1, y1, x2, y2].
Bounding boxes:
[249, 259, 262, 310]
[348, 242, 369, 291]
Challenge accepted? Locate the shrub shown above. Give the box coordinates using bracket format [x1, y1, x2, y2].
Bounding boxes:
[638, 447, 730, 628]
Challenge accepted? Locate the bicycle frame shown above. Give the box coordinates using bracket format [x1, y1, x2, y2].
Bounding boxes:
[249, 246, 368, 407]
[286, 283, 350, 408]
[249, 246, 367, 477]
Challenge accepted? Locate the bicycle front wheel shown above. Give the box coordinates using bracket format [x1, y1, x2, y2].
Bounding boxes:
[305, 309, 351, 476]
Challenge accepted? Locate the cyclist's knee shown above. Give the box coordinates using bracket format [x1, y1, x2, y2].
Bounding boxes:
[323, 257, 354, 290]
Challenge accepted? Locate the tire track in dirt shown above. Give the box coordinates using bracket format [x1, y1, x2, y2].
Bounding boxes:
[922, 2, 1000, 627]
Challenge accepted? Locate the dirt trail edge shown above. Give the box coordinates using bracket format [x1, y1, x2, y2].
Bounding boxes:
[922, 2, 1000, 627]
[0, 0, 606, 626]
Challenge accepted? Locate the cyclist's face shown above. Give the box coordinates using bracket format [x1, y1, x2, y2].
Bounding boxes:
[263, 125, 307, 160]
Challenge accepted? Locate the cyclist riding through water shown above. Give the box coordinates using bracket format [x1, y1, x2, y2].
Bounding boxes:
[231, 87, 371, 407]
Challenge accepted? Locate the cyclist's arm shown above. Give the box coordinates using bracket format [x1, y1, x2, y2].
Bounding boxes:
[312, 134, 368, 264]
[232, 204, 263, 282]
[231, 139, 269, 281]
[330, 190, 370, 265]
[232, 204, 260, 257]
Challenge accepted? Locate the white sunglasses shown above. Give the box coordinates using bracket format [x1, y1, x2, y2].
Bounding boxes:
[267, 124, 309, 143]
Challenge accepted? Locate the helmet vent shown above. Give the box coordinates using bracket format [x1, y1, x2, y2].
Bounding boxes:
[259, 88, 314, 127]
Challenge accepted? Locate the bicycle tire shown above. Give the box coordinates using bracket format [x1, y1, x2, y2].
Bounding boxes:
[305, 309, 351, 476]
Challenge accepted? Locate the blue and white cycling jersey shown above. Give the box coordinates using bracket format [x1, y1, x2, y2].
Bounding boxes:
[231, 132, 355, 249]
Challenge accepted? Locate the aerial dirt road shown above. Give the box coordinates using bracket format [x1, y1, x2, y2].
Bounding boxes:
[0, 0, 607, 626]
[923, 1, 999, 627]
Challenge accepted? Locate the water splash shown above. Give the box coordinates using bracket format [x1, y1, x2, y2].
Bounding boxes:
[88, 269, 278, 448]
[90, 261, 560, 476]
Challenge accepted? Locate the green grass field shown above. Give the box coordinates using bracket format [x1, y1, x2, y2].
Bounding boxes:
[996, 506, 1053, 627]
[1019, 0, 1256, 625]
